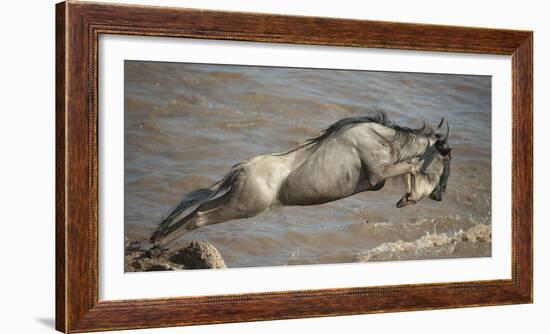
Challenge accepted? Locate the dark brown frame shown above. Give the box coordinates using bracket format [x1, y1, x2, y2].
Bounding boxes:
[56, 1, 533, 332]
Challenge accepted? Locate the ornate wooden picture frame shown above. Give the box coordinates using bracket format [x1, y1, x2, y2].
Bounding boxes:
[56, 1, 532, 332]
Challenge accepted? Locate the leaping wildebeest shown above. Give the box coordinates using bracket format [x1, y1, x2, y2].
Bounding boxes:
[150, 112, 452, 246]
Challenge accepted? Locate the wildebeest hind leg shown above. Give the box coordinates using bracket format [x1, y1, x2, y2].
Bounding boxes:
[154, 193, 255, 246]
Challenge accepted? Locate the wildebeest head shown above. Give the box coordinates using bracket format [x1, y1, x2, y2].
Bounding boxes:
[430, 118, 452, 201]
[396, 117, 453, 208]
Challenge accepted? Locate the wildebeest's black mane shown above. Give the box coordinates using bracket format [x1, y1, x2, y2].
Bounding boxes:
[304, 110, 435, 150]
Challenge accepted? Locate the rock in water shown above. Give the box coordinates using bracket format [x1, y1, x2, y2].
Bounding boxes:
[125, 246, 183, 272]
[124, 240, 226, 271]
[170, 240, 226, 269]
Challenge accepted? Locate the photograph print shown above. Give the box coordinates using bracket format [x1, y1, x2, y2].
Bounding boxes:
[124, 61, 491, 272]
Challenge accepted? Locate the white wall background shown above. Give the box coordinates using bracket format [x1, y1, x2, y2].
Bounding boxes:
[0, 0, 546, 333]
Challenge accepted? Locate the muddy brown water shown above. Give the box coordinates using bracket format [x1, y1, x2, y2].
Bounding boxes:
[124, 61, 492, 269]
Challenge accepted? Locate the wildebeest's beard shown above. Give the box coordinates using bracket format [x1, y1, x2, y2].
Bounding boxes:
[429, 123, 452, 202]
[430, 152, 451, 201]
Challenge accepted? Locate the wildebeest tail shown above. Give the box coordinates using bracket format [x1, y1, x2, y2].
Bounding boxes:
[151, 164, 244, 239]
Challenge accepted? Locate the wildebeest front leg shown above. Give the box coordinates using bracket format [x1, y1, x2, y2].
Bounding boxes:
[405, 173, 412, 193]
[396, 173, 417, 208]
[375, 160, 419, 182]
[397, 169, 442, 208]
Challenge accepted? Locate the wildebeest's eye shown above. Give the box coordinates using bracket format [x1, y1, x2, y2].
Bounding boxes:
[435, 141, 452, 156]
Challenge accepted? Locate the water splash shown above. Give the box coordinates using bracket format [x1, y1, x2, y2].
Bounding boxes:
[355, 223, 491, 262]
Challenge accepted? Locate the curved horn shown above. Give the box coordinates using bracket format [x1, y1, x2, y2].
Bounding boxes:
[436, 117, 445, 130]
[442, 120, 450, 142]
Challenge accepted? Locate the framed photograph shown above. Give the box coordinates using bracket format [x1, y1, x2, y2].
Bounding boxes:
[56, 1, 532, 332]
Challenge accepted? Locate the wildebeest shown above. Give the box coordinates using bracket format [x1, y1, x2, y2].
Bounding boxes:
[151, 111, 452, 246]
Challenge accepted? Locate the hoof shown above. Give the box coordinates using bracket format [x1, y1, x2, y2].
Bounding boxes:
[396, 194, 416, 208]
